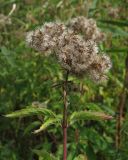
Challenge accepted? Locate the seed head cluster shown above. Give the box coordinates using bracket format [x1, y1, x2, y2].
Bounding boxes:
[26, 22, 66, 55]
[67, 16, 105, 42]
[26, 16, 112, 82]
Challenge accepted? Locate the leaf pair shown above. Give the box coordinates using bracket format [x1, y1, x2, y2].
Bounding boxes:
[5, 106, 113, 133]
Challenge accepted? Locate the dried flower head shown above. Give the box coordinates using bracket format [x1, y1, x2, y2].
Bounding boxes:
[55, 31, 99, 75]
[67, 16, 105, 42]
[88, 54, 112, 82]
[26, 22, 66, 54]
[26, 17, 112, 82]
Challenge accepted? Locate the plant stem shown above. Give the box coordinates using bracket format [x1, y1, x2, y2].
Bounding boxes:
[63, 71, 69, 160]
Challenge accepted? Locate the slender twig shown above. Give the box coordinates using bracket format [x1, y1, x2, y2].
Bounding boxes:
[62, 71, 69, 160]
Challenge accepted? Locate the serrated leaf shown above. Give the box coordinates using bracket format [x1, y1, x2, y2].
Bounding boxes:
[5, 106, 56, 118]
[85, 103, 103, 112]
[23, 121, 41, 135]
[34, 115, 62, 133]
[33, 149, 57, 160]
[69, 111, 113, 125]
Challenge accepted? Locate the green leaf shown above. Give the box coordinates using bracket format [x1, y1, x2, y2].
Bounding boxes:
[90, 0, 98, 9]
[23, 121, 41, 135]
[69, 111, 113, 125]
[84, 103, 103, 112]
[5, 106, 56, 118]
[74, 154, 88, 160]
[99, 25, 128, 37]
[34, 115, 62, 133]
[98, 20, 128, 27]
[33, 149, 57, 160]
[105, 48, 128, 53]
[1, 46, 16, 67]
[86, 146, 96, 160]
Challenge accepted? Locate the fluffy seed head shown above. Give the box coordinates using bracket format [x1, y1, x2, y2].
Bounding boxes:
[26, 22, 66, 54]
[55, 31, 99, 75]
[26, 17, 112, 82]
[67, 16, 105, 42]
[88, 54, 112, 82]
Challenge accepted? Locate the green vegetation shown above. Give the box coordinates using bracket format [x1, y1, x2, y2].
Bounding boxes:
[0, 0, 128, 160]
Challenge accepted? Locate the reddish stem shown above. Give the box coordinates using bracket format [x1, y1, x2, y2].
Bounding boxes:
[63, 125, 67, 160]
[63, 71, 69, 160]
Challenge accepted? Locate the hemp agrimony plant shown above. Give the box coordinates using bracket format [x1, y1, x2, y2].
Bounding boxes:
[6, 17, 112, 160]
